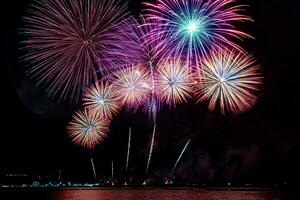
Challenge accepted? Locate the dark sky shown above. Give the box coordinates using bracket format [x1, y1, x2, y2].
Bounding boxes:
[1, 0, 300, 185]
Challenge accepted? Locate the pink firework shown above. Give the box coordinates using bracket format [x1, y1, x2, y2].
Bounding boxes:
[144, 0, 252, 67]
[155, 60, 193, 106]
[67, 109, 110, 149]
[112, 64, 152, 109]
[83, 81, 120, 119]
[21, 0, 128, 102]
[195, 49, 262, 114]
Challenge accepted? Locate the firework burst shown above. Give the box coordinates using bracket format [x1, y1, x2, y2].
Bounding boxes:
[155, 60, 193, 106]
[195, 50, 262, 114]
[112, 65, 152, 109]
[67, 109, 110, 149]
[106, 16, 169, 118]
[104, 16, 160, 69]
[83, 81, 120, 118]
[145, 0, 252, 66]
[21, 0, 128, 102]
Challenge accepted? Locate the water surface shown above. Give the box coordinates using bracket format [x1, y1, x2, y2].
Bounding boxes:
[0, 188, 287, 200]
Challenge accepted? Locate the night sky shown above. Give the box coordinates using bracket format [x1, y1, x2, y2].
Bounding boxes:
[1, 0, 300, 186]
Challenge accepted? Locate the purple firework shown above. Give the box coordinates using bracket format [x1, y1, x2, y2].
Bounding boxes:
[144, 0, 252, 67]
[21, 0, 128, 102]
[105, 16, 163, 117]
[104, 16, 161, 70]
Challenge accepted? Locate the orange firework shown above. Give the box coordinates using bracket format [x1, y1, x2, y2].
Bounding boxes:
[67, 109, 110, 149]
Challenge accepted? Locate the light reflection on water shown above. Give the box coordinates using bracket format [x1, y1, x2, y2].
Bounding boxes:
[50, 189, 282, 200]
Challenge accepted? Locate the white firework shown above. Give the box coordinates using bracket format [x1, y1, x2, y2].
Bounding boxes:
[83, 81, 120, 118]
[155, 60, 193, 106]
[67, 109, 110, 149]
[196, 50, 262, 114]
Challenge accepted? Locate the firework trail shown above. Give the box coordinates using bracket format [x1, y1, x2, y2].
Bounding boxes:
[67, 109, 110, 149]
[146, 124, 156, 174]
[155, 60, 193, 106]
[21, 0, 128, 102]
[171, 139, 191, 173]
[90, 158, 97, 180]
[195, 50, 262, 114]
[83, 81, 120, 118]
[144, 0, 252, 67]
[126, 127, 131, 174]
[107, 17, 161, 176]
[148, 61, 158, 124]
[111, 160, 114, 185]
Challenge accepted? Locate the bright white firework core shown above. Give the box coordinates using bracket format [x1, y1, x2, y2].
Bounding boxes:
[135, 70, 141, 76]
[97, 98, 105, 105]
[187, 21, 199, 33]
[220, 77, 225, 83]
[86, 125, 93, 133]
